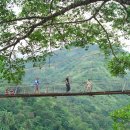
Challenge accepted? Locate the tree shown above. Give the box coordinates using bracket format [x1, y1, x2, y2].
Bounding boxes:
[1, 0, 130, 82]
[0, 111, 15, 130]
[111, 105, 130, 130]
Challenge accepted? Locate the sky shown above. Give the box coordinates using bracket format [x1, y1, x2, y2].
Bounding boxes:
[12, 4, 130, 53]
[123, 45, 130, 52]
[120, 38, 130, 52]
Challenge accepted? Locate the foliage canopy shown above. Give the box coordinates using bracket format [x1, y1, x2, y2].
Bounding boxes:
[1, 0, 130, 82]
[111, 105, 130, 130]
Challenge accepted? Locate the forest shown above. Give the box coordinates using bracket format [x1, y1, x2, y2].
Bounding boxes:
[0, 46, 130, 130]
[1, 0, 130, 129]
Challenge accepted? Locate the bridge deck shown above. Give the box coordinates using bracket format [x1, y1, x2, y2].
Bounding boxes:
[0, 90, 130, 98]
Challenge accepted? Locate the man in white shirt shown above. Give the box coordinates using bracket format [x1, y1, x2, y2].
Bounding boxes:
[86, 79, 93, 92]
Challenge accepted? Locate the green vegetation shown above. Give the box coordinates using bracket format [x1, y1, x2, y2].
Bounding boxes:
[111, 104, 130, 130]
[1, 0, 130, 82]
[1, 1, 130, 129]
[0, 46, 130, 130]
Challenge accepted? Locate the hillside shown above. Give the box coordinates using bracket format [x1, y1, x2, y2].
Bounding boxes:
[24, 45, 130, 92]
[0, 45, 130, 130]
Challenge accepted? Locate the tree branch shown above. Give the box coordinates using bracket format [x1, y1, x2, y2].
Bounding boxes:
[94, 17, 119, 61]
[0, 0, 104, 25]
[0, 0, 107, 52]
[49, 0, 55, 13]
[0, 26, 35, 52]
[119, 3, 128, 22]
[116, 0, 130, 5]
[0, 16, 44, 25]
[44, 1, 107, 26]
[9, 45, 16, 60]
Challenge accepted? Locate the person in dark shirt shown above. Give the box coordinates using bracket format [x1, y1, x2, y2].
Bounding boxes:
[65, 76, 70, 92]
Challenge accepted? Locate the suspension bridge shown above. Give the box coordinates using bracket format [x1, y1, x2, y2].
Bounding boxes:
[0, 90, 130, 98]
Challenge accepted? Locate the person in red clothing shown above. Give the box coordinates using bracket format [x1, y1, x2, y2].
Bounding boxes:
[5, 88, 15, 95]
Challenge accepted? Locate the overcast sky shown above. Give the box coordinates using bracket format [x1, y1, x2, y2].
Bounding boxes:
[12, 4, 130, 53]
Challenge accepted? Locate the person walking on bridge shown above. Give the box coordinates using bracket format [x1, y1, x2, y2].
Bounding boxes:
[86, 79, 93, 92]
[65, 76, 71, 92]
[34, 78, 40, 93]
